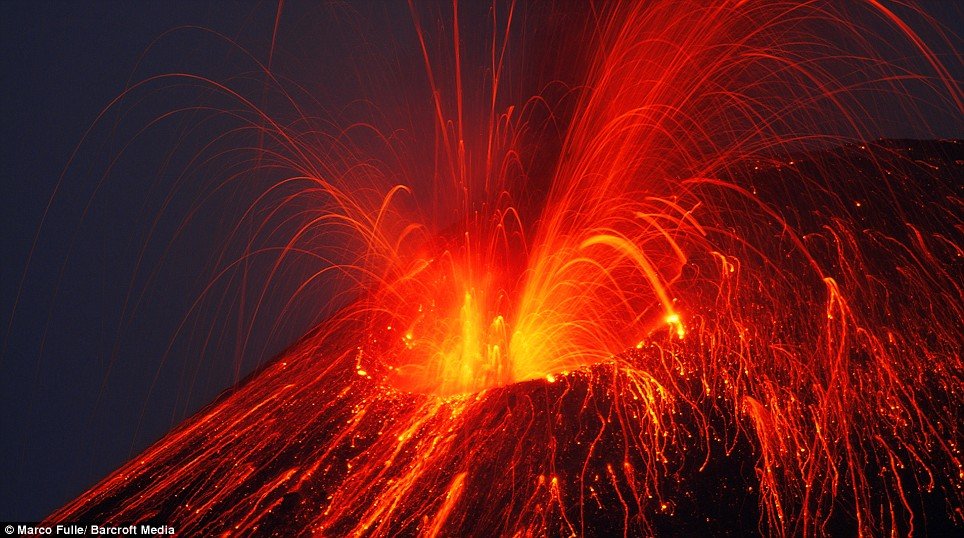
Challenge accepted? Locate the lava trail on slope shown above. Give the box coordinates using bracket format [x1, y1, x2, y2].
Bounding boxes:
[49, 141, 963, 536]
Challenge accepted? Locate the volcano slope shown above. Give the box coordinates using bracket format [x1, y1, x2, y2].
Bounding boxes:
[49, 140, 962, 536]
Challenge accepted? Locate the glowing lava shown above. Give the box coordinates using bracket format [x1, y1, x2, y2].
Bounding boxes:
[44, 1, 962, 536]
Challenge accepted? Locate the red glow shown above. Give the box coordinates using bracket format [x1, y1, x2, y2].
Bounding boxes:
[47, 1, 961, 535]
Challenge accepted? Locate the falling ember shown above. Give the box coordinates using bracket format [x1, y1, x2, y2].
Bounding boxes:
[44, 1, 961, 536]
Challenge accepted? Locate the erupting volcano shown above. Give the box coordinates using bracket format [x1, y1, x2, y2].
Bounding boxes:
[28, 1, 962, 536]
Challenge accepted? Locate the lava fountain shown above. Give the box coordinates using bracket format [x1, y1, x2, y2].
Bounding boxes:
[46, 1, 960, 536]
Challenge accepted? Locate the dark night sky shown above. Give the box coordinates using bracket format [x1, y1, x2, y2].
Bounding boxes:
[1, 0, 960, 522]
